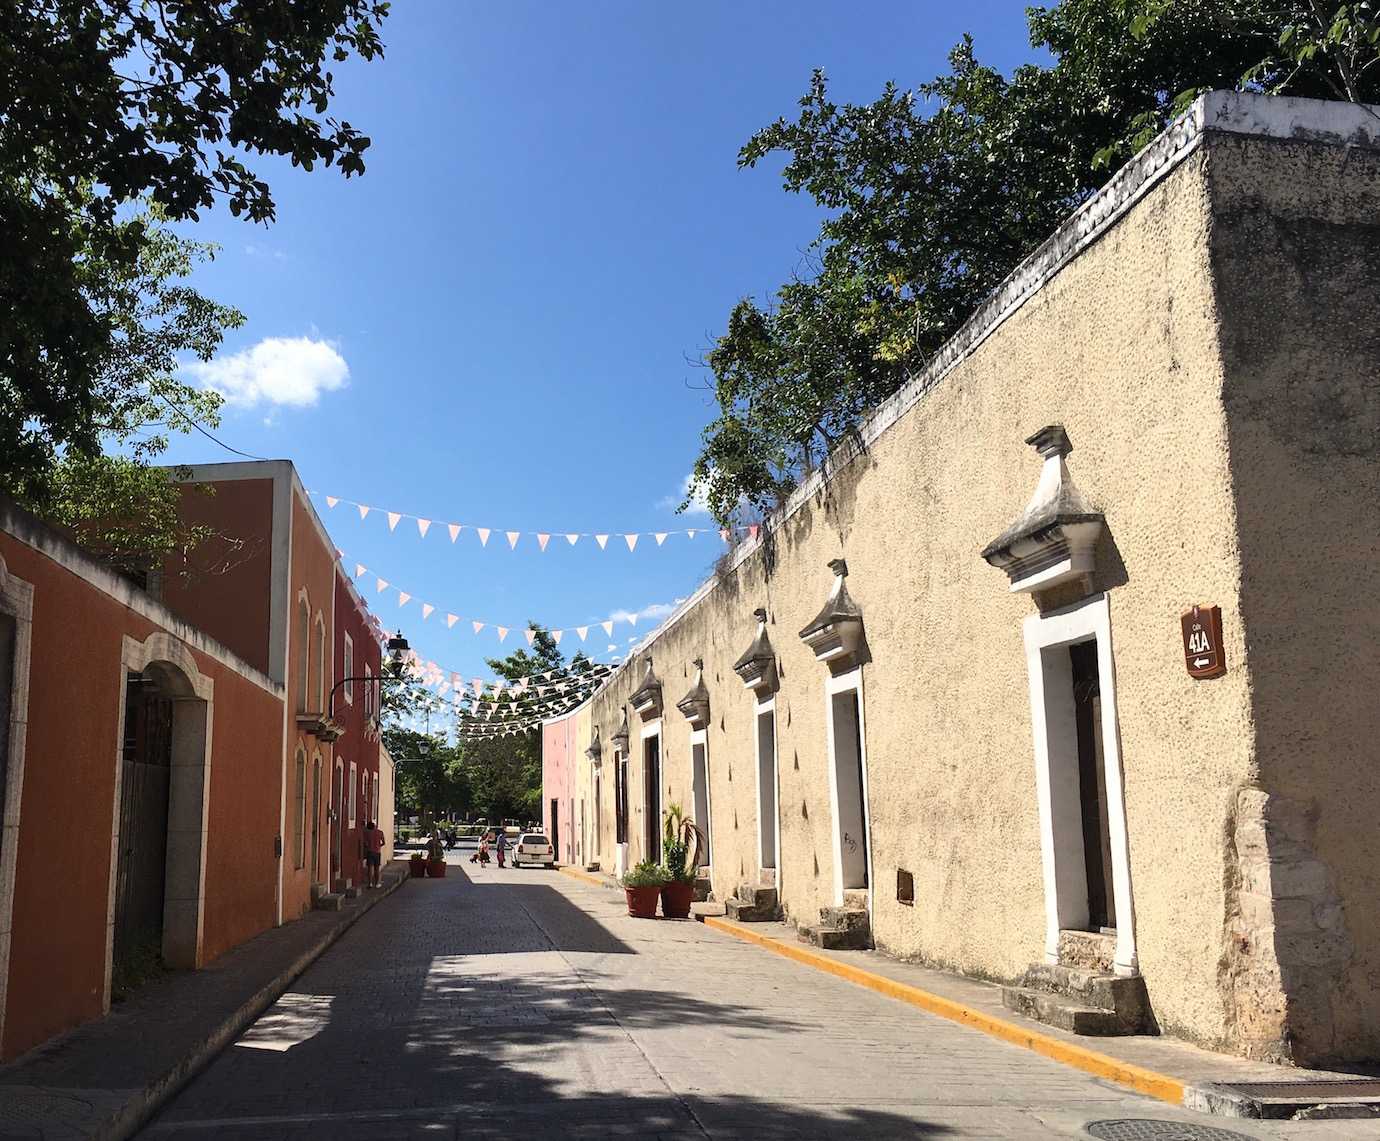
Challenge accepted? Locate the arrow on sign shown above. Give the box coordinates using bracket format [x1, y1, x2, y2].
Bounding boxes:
[1193, 657, 1209, 668]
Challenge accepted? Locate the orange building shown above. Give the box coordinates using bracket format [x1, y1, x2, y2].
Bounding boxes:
[0, 498, 284, 1060]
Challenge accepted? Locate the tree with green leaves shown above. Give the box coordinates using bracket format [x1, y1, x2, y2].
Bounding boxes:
[687, 0, 1380, 523]
[1, 0, 389, 525]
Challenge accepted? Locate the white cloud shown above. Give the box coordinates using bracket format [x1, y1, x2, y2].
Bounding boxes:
[187, 336, 349, 409]
[657, 472, 712, 516]
[243, 243, 288, 262]
[606, 601, 677, 625]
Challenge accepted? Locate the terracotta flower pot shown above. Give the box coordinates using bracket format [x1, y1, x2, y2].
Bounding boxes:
[661, 880, 694, 919]
[624, 884, 661, 918]
[408, 857, 427, 879]
[427, 858, 447, 878]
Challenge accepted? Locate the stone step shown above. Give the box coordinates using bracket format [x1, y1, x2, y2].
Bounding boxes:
[313, 892, 344, 912]
[735, 884, 778, 910]
[691, 901, 726, 921]
[798, 924, 871, 951]
[1057, 928, 1116, 972]
[841, 889, 868, 910]
[1021, 962, 1149, 1023]
[724, 896, 776, 923]
[819, 906, 870, 932]
[693, 876, 712, 903]
[1000, 986, 1126, 1036]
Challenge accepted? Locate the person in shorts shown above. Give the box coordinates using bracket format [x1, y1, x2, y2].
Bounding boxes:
[362, 820, 385, 888]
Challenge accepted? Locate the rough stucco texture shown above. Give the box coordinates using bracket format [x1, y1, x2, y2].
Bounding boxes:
[1211, 135, 1380, 1066]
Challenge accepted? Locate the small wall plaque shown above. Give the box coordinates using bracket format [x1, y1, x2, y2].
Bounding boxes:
[1181, 605, 1226, 679]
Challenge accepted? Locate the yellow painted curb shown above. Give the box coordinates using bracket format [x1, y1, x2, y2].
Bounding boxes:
[702, 916, 1184, 1106]
[559, 865, 617, 890]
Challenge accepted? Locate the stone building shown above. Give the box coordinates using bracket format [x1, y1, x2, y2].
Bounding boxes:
[555, 92, 1380, 1066]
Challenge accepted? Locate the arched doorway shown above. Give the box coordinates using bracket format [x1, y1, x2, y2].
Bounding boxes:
[111, 633, 213, 1001]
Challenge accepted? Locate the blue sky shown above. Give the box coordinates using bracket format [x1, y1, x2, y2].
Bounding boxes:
[163, 2, 1038, 698]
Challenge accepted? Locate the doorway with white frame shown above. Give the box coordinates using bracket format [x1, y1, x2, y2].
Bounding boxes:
[824, 666, 872, 907]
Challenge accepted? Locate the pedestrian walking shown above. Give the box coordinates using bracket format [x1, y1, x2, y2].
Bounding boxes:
[496, 829, 508, 869]
[361, 819, 385, 888]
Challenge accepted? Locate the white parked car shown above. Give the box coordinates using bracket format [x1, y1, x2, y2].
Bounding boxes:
[512, 833, 555, 868]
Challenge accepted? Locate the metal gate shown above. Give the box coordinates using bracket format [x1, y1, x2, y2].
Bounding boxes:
[114, 673, 174, 976]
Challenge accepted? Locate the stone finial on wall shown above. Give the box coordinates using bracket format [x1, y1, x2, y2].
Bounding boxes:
[733, 608, 778, 696]
[799, 558, 865, 666]
[675, 657, 711, 729]
[629, 657, 663, 720]
[611, 708, 630, 754]
[981, 425, 1104, 595]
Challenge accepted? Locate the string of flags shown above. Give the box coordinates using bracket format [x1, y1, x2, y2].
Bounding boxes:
[339, 552, 684, 645]
[313, 490, 761, 551]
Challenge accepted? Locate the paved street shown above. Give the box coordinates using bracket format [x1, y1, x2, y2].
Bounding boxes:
[141, 856, 1380, 1140]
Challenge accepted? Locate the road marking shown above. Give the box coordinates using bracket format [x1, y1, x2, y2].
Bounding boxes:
[701, 915, 1185, 1107]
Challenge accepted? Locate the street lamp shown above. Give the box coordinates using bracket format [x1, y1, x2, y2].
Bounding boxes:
[325, 630, 411, 723]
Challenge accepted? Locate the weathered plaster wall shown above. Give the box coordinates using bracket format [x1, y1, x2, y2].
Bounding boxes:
[1210, 134, 1380, 1066]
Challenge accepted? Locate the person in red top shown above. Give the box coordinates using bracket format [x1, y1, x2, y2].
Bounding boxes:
[362, 820, 386, 888]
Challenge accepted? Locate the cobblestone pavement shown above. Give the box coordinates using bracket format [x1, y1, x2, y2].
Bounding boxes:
[140, 857, 1380, 1140]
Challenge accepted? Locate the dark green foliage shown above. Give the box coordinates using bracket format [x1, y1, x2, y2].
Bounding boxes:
[687, 1, 1380, 523]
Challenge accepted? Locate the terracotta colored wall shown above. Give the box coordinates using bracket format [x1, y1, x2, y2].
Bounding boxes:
[333, 569, 381, 890]
[280, 492, 339, 919]
[0, 527, 283, 1059]
[160, 479, 275, 676]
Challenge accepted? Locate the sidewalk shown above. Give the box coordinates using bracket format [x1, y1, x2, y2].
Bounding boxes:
[701, 913, 1378, 1119]
[0, 864, 407, 1141]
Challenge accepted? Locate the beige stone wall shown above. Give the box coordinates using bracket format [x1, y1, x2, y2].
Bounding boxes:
[581, 101, 1379, 1062]
[1209, 134, 1380, 1066]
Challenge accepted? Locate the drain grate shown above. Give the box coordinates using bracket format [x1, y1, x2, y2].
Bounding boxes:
[1086, 1121, 1254, 1141]
[1218, 1078, 1380, 1099]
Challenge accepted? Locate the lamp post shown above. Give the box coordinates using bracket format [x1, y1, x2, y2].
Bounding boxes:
[326, 629, 410, 723]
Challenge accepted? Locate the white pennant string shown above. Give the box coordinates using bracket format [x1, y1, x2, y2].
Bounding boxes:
[472, 620, 485, 635]
[358, 504, 371, 520]
[506, 530, 520, 550]
[537, 533, 550, 551]
[477, 527, 491, 547]
[565, 533, 579, 546]
[595, 534, 609, 549]
[326, 496, 339, 509]
[387, 512, 402, 532]
[447, 614, 459, 628]
[397, 591, 411, 607]
[448, 523, 462, 542]
[624, 533, 639, 551]
[422, 603, 434, 620]
[417, 518, 432, 538]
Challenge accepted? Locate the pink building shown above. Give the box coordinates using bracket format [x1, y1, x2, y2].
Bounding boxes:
[541, 712, 578, 866]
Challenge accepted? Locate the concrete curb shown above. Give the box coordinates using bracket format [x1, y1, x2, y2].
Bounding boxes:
[101, 866, 408, 1140]
[701, 915, 1185, 1107]
[558, 865, 620, 891]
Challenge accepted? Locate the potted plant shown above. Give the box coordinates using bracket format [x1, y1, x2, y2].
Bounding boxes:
[622, 859, 668, 918]
[408, 852, 427, 879]
[659, 804, 698, 919]
[427, 856, 447, 878]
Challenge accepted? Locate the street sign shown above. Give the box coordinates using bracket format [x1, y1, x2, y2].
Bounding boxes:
[1181, 605, 1226, 679]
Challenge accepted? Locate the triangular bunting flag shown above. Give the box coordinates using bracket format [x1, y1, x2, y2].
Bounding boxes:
[552, 630, 563, 644]
[601, 620, 614, 636]
[376, 578, 389, 593]
[719, 528, 730, 541]
[565, 533, 580, 546]
[477, 527, 491, 547]
[576, 626, 588, 641]
[624, 533, 639, 551]
[422, 603, 434, 620]
[355, 563, 366, 578]
[448, 523, 462, 543]
[506, 530, 520, 549]
[472, 620, 485, 634]
[654, 532, 668, 546]
[627, 613, 637, 626]
[496, 626, 509, 642]
[687, 529, 697, 539]
[473, 680, 484, 697]
[595, 534, 609, 549]
[387, 512, 402, 531]
[524, 628, 536, 646]
[537, 533, 550, 551]
[446, 613, 459, 628]
[358, 504, 371, 520]
[417, 518, 432, 538]
[325, 496, 339, 509]
[397, 591, 411, 607]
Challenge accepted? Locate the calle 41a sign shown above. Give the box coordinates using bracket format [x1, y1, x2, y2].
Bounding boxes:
[1181, 604, 1226, 680]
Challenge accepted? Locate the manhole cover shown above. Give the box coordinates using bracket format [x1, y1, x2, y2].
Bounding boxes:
[1087, 1121, 1254, 1141]
[1221, 1078, 1380, 1099]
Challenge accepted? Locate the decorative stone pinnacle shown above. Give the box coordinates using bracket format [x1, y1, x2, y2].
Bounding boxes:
[1025, 424, 1072, 459]
[828, 557, 848, 577]
[752, 607, 768, 624]
[692, 657, 703, 671]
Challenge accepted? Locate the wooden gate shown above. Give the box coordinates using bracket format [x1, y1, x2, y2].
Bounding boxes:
[114, 673, 174, 977]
